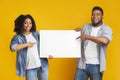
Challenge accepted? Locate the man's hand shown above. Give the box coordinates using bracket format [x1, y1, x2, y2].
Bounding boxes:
[80, 34, 89, 41]
[74, 28, 81, 32]
[76, 34, 89, 40]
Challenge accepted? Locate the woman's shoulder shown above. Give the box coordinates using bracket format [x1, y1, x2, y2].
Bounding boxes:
[32, 31, 40, 38]
[12, 33, 25, 39]
[32, 31, 39, 34]
[12, 34, 19, 38]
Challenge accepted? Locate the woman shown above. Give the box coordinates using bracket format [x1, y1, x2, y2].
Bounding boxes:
[10, 14, 50, 80]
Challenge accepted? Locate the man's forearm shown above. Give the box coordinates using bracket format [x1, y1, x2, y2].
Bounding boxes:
[85, 35, 109, 45]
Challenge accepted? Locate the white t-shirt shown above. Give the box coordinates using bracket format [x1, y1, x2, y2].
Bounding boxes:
[25, 33, 41, 69]
[85, 26, 101, 64]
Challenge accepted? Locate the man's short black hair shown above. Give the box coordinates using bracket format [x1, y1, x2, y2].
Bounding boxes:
[92, 6, 103, 15]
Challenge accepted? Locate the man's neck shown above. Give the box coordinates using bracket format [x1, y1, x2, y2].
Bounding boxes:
[92, 21, 103, 27]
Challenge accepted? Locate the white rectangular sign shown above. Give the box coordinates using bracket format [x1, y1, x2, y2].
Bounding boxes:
[40, 30, 81, 58]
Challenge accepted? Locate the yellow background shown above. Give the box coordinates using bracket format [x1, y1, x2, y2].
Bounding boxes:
[0, 0, 120, 80]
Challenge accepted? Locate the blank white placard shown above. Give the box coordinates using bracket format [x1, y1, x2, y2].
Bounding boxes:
[40, 30, 81, 58]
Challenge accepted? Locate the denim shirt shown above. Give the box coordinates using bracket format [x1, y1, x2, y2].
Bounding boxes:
[10, 31, 48, 77]
[77, 23, 112, 72]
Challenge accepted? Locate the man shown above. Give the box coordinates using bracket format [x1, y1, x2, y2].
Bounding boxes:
[74, 6, 112, 80]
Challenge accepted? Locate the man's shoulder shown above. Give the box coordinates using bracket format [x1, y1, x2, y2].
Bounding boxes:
[82, 23, 91, 30]
[102, 24, 112, 32]
[83, 23, 91, 27]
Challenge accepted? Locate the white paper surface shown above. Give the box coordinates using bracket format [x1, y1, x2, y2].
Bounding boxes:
[40, 30, 81, 58]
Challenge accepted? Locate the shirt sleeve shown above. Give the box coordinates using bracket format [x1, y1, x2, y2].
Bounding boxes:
[10, 35, 19, 51]
[101, 26, 112, 41]
[81, 24, 88, 34]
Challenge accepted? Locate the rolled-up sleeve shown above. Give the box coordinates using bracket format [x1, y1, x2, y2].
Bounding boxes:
[10, 35, 18, 51]
[102, 26, 112, 41]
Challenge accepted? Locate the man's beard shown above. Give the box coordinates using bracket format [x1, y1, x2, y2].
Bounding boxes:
[92, 20, 103, 27]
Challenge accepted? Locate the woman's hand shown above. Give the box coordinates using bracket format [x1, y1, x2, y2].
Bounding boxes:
[27, 42, 36, 47]
[48, 55, 53, 59]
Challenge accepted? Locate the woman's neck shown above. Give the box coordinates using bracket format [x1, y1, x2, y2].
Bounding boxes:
[23, 31, 31, 35]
